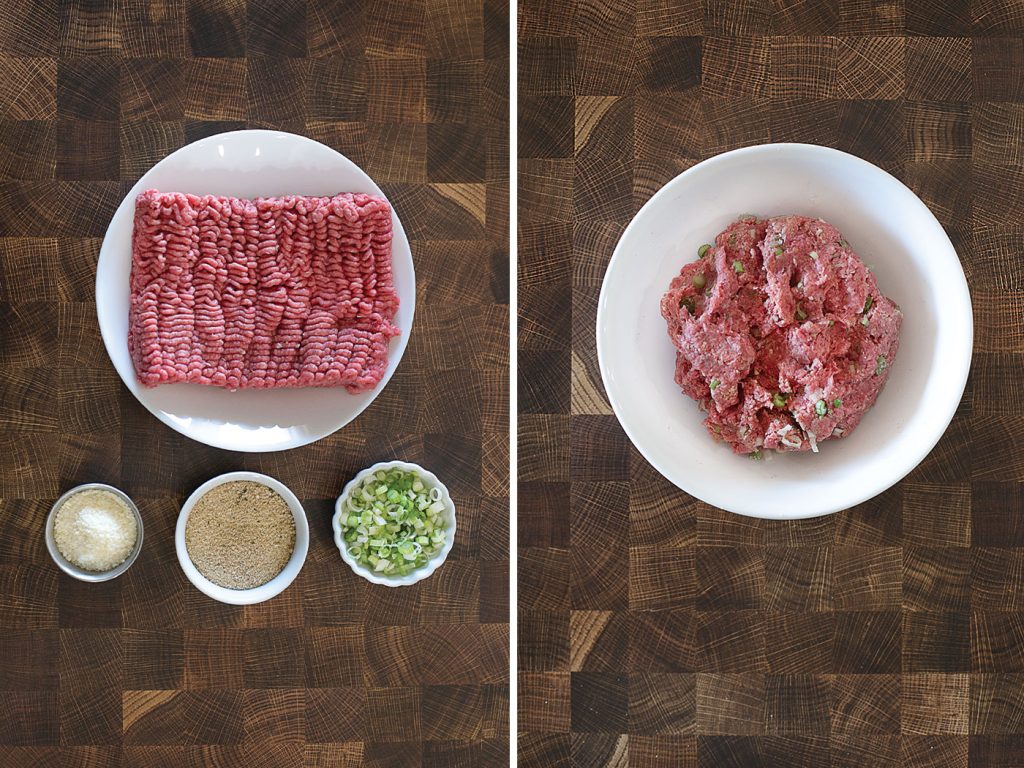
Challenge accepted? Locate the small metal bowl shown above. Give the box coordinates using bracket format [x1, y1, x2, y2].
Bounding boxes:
[45, 483, 144, 582]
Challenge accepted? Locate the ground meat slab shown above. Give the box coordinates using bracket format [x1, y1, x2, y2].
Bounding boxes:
[661, 215, 902, 455]
[128, 190, 400, 394]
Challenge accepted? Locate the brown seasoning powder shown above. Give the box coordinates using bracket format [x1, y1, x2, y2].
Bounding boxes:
[184, 480, 296, 590]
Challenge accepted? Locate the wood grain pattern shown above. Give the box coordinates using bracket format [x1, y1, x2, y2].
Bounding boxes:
[0, 1, 508, 765]
[518, 1, 1020, 765]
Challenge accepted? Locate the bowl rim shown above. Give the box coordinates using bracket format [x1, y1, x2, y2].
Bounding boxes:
[596, 142, 974, 519]
[333, 460, 456, 586]
[175, 471, 309, 604]
[45, 483, 145, 582]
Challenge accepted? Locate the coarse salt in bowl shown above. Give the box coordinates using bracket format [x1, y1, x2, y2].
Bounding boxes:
[45, 483, 144, 582]
[333, 461, 456, 587]
[597, 143, 973, 519]
[175, 471, 309, 605]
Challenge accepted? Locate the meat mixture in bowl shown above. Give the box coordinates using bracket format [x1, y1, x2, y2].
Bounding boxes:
[660, 215, 902, 456]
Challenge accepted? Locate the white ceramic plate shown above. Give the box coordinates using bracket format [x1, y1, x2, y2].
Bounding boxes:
[597, 143, 973, 519]
[96, 129, 415, 452]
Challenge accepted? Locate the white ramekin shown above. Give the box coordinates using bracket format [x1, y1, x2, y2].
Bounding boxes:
[333, 461, 456, 587]
[176, 471, 309, 604]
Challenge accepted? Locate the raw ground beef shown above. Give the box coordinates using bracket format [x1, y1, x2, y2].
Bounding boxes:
[660, 214, 902, 455]
[128, 190, 399, 393]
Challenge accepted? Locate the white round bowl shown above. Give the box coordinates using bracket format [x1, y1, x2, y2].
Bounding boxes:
[333, 461, 456, 587]
[45, 483, 144, 582]
[176, 471, 309, 604]
[96, 129, 415, 452]
[597, 143, 973, 519]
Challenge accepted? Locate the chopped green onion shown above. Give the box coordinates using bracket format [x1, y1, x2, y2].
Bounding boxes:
[680, 296, 695, 314]
[815, 400, 827, 417]
[710, 378, 720, 392]
[732, 260, 744, 274]
[795, 306, 807, 321]
[863, 296, 873, 313]
[860, 316, 869, 327]
[698, 243, 711, 258]
[772, 392, 788, 409]
[809, 251, 818, 260]
[875, 355, 888, 376]
[774, 245, 783, 256]
[839, 238, 849, 247]
[750, 450, 763, 460]
[339, 467, 448, 577]
[692, 273, 706, 289]
[833, 398, 842, 409]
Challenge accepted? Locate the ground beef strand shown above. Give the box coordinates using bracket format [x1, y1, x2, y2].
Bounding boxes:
[128, 190, 400, 393]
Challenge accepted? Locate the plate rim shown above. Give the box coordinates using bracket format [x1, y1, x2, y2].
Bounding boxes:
[96, 128, 415, 452]
[596, 142, 974, 519]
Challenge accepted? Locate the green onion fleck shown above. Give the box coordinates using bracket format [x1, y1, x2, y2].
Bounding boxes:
[732, 260, 744, 274]
[839, 238, 849, 247]
[698, 243, 711, 258]
[774, 245, 783, 256]
[875, 355, 888, 376]
[692, 273, 706, 289]
[796, 306, 807, 321]
[833, 398, 842, 409]
[815, 399, 827, 417]
[809, 251, 818, 260]
[750, 450, 763, 460]
[710, 378, 721, 392]
[772, 392, 788, 409]
[863, 296, 873, 313]
[860, 316, 869, 327]
[680, 296, 696, 314]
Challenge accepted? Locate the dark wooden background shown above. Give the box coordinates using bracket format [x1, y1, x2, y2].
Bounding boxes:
[518, 1, 1019, 766]
[0, 1, 509, 766]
